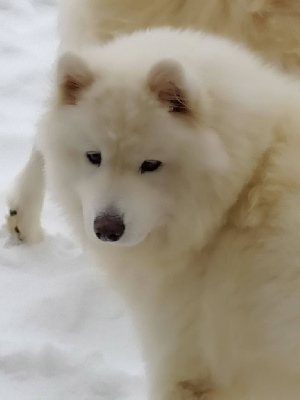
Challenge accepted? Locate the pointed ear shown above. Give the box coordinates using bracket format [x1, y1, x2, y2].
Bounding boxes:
[57, 52, 94, 105]
[147, 59, 190, 114]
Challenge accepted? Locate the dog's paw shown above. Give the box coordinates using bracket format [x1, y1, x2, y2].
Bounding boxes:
[6, 206, 44, 244]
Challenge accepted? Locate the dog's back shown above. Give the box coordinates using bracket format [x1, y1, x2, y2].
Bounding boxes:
[58, 0, 300, 73]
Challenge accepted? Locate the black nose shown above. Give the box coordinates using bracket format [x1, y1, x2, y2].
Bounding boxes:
[93, 214, 125, 242]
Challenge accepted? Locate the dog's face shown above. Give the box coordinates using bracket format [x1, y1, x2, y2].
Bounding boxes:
[40, 52, 219, 248]
[40, 33, 270, 250]
[43, 53, 215, 247]
[67, 71, 189, 247]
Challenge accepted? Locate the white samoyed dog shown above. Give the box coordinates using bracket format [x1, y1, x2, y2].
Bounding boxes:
[7, 0, 300, 243]
[7, 27, 300, 399]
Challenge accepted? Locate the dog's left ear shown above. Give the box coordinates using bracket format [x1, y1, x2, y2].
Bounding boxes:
[147, 59, 190, 114]
[57, 52, 94, 105]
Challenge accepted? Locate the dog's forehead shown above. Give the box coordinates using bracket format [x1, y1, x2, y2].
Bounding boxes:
[88, 80, 160, 142]
[83, 75, 180, 158]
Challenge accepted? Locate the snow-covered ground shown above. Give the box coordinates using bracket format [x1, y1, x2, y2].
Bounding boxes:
[0, 1, 144, 399]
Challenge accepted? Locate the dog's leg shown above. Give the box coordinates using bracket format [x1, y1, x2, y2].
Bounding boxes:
[6, 146, 45, 243]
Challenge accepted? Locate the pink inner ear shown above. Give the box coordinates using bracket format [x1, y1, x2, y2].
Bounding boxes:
[150, 77, 188, 114]
[61, 75, 84, 105]
[157, 82, 188, 113]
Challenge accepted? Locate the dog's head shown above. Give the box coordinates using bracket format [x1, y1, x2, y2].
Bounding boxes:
[39, 30, 276, 250]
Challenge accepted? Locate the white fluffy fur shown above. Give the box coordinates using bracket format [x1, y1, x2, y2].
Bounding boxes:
[58, 0, 300, 74]
[7, 0, 300, 241]
[6, 1, 300, 399]
[18, 28, 300, 399]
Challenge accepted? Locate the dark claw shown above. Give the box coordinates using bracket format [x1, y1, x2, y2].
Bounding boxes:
[10, 210, 17, 216]
[14, 226, 20, 234]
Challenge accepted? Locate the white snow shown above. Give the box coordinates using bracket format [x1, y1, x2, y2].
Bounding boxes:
[0, 1, 145, 399]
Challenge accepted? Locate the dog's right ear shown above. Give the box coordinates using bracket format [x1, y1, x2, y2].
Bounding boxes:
[57, 52, 94, 105]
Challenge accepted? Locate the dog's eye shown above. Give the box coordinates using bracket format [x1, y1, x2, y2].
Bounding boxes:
[140, 160, 162, 174]
[86, 151, 102, 166]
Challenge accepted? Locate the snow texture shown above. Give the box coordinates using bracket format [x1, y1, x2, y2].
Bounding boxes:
[0, 1, 145, 399]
